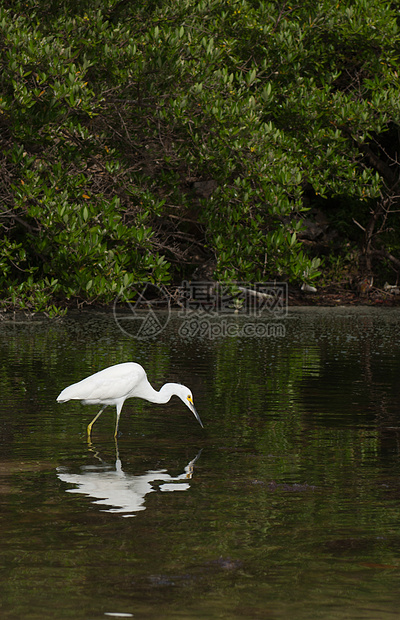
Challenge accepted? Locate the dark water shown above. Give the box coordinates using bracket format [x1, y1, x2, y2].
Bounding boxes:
[1, 307, 400, 619]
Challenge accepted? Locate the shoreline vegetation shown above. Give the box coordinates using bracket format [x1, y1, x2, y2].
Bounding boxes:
[1, 281, 400, 323]
[2, 1, 400, 315]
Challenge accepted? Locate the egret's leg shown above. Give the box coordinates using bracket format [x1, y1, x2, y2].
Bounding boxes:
[114, 402, 123, 438]
[114, 412, 121, 438]
[87, 406, 107, 437]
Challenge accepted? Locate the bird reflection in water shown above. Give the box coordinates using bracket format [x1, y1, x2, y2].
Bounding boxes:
[57, 444, 202, 518]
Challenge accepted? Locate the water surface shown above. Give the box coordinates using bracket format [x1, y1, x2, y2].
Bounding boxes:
[1, 307, 400, 619]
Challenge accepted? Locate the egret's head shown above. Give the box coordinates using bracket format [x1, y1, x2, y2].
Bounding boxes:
[176, 385, 204, 428]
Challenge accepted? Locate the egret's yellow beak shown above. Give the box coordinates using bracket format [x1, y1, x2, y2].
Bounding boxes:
[187, 396, 204, 428]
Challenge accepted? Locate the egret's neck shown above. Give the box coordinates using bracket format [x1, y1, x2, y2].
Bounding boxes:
[144, 383, 179, 404]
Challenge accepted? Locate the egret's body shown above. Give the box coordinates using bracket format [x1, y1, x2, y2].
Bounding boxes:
[56, 362, 203, 437]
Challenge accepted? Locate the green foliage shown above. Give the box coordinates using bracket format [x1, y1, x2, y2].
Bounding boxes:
[1, 0, 400, 310]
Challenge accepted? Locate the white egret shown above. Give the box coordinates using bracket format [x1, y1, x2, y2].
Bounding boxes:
[56, 362, 203, 437]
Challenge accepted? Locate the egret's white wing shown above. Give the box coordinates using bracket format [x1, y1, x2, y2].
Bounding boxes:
[57, 362, 146, 403]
